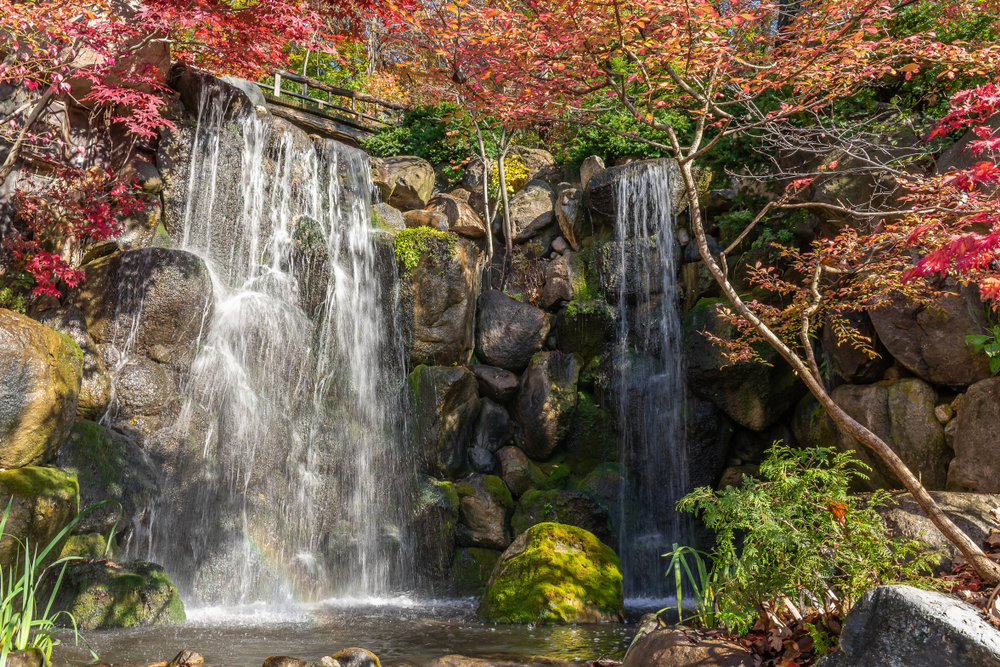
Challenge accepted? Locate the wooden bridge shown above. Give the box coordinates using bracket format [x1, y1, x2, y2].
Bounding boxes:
[260, 69, 405, 145]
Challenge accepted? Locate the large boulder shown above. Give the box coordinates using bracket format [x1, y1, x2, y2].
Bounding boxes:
[474, 398, 512, 453]
[478, 522, 623, 624]
[684, 299, 802, 431]
[515, 352, 582, 460]
[590, 238, 665, 303]
[426, 194, 487, 238]
[382, 156, 436, 211]
[55, 420, 160, 536]
[540, 252, 591, 309]
[579, 156, 605, 192]
[496, 446, 548, 497]
[947, 378, 1000, 492]
[0, 468, 79, 569]
[507, 180, 556, 242]
[471, 365, 519, 404]
[878, 491, 1000, 571]
[563, 391, 617, 476]
[54, 560, 186, 629]
[475, 291, 551, 373]
[822, 310, 893, 384]
[585, 159, 687, 221]
[407, 476, 459, 591]
[623, 624, 754, 667]
[409, 366, 481, 479]
[399, 232, 480, 366]
[35, 306, 111, 420]
[0, 309, 83, 468]
[869, 284, 993, 388]
[510, 146, 561, 185]
[817, 585, 1000, 667]
[511, 490, 613, 546]
[825, 379, 950, 491]
[73, 248, 214, 359]
[113, 355, 176, 417]
[556, 300, 615, 360]
[455, 474, 514, 550]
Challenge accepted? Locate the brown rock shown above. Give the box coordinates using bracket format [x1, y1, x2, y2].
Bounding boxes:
[822, 310, 893, 384]
[383, 156, 436, 211]
[169, 651, 205, 667]
[456, 473, 514, 550]
[554, 188, 585, 251]
[426, 194, 487, 238]
[623, 625, 754, 667]
[403, 209, 449, 231]
[329, 648, 381, 667]
[471, 365, 519, 403]
[262, 658, 307, 667]
[497, 446, 540, 497]
[515, 352, 581, 460]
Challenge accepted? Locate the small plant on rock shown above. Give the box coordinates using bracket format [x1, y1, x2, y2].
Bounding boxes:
[677, 443, 941, 634]
[966, 325, 1000, 376]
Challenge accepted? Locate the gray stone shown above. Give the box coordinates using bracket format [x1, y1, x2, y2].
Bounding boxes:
[947, 378, 1000, 492]
[114, 355, 175, 416]
[475, 291, 551, 373]
[823, 310, 893, 384]
[456, 473, 513, 550]
[551, 237, 570, 254]
[540, 251, 588, 309]
[825, 379, 950, 491]
[507, 180, 555, 242]
[579, 155, 605, 192]
[869, 283, 993, 388]
[817, 585, 1000, 667]
[471, 365, 519, 403]
[878, 491, 1000, 571]
[219, 76, 267, 110]
[383, 155, 436, 211]
[515, 352, 581, 460]
[683, 299, 802, 431]
[469, 447, 497, 475]
[591, 238, 666, 302]
[554, 188, 586, 251]
[408, 366, 481, 478]
[510, 146, 560, 185]
[374, 202, 404, 231]
[475, 398, 512, 453]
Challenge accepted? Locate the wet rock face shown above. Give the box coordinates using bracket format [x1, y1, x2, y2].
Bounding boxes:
[54, 560, 186, 629]
[408, 365, 481, 479]
[824, 378, 950, 491]
[817, 585, 1000, 667]
[455, 473, 514, 550]
[684, 299, 802, 431]
[515, 352, 582, 460]
[478, 522, 623, 624]
[474, 398, 512, 453]
[400, 235, 480, 367]
[0, 309, 83, 468]
[585, 158, 686, 222]
[408, 475, 460, 591]
[475, 291, 551, 373]
[947, 378, 1000, 493]
[868, 283, 993, 388]
[73, 248, 214, 360]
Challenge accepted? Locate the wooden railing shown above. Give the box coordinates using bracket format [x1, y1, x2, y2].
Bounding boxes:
[260, 69, 405, 134]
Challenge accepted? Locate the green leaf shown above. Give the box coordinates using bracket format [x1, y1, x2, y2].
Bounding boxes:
[991, 355, 1000, 376]
[966, 334, 990, 346]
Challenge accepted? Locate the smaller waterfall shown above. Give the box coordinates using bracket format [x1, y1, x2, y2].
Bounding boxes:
[609, 161, 690, 597]
[126, 81, 409, 605]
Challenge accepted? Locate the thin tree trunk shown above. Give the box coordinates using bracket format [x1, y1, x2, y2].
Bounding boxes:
[679, 159, 1000, 586]
[473, 118, 494, 286]
[497, 149, 513, 258]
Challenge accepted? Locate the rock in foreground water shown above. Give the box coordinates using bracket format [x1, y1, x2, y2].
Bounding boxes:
[817, 585, 1000, 667]
[478, 522, 623, 624]
[55, 560, 186, 629]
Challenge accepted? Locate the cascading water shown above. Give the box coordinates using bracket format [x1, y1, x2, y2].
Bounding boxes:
[125, 81, 409, 605]
[608, 161, 690, 598]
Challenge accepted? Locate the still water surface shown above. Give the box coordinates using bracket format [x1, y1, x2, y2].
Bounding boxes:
[51, 597, 652, 666]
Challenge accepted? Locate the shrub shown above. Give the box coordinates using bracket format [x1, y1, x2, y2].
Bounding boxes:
[676, 443, 940, 634]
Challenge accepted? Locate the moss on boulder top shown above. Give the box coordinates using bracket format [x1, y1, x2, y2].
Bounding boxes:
[54, 560, 185, 629]
[478, 522, 623, 624]
[0, 467, 79, 570]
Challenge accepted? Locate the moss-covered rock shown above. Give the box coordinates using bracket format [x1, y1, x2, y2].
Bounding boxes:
[496, 446, 550, 497]
[564, 391, 617, 477]
[511, 490, 614, 547]
[408, 475, 460, 590]
[0, 309, 83, 469]
[452, 547, 503, 596]
[0, 467, 79, 570]
[556, 300, 614, 359]
[478, 522, 623, 624]
[59, 532, 119, 560]
[55, 560, 185, 629]
[56, 419, 159, 535]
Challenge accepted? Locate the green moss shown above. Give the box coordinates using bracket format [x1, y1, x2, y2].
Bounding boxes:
[483, 475, 514, 507]
[456, 482, 476, 498]
[393, 227, 457, 274]
[57, 560, 186, 629]
[55, 331, 84, 362]
[59, 532, 119, 560]
[0, 468, 79, 510]
[478, 522, 623, 624]
[535, 453, 572, 488]
[564, 392, 617, 477]
[65, 420, 126, 495]
[452, 547, 503, 596]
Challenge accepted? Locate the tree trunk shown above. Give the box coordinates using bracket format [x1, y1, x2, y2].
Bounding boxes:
[678, 159, 1000, 586]
[473, 120, 494, 288]
[497, 150, 514, 258]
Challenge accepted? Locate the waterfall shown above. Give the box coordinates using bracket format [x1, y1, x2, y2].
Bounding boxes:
[131, 83, 409, 605]
[609, 161, 689, 598]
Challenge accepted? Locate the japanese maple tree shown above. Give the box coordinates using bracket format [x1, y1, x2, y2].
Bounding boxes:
[458, 0, 1000, 583]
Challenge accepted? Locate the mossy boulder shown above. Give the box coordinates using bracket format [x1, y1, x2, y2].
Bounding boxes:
[511, 490, 614, 547]
[55, 560, 185, 629]
[556, 300, 614, 359]
[408, 365, 480, 478]
[56, 419, 160, 535]
[408, 475, 460, 590]
[684, 298, 803, 430]
[0, 467, 79, 570]
[0, 309, 83, 469]
[564, 391, 617, 477]
[59, 532, 120, 560]
[478, 522, 623, 624]
[452, 547, 503, 596]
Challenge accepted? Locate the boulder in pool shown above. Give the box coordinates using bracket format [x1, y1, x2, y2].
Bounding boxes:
[478, 522, 623, 624]
[54, 560, 185, 629]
